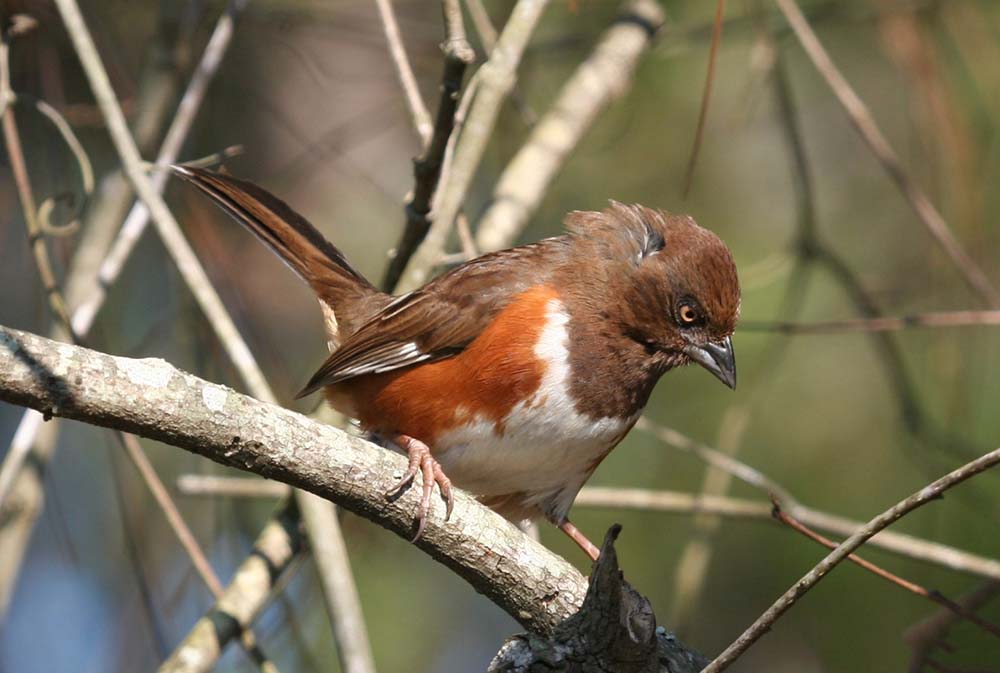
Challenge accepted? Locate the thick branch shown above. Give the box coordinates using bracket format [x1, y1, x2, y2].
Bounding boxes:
[0, 323, 585, 635]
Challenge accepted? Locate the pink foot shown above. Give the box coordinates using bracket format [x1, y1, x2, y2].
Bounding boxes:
[385, 434, 454, 541]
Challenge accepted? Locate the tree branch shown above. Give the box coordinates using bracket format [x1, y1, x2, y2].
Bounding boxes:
[0, 323, 585, 634]
[475, 0, 663, 252]
[0, 323, 714, 668]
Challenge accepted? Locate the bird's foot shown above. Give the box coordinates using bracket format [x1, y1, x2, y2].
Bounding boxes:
[385, 434, 454, 542]
[558, 519, 601, 561]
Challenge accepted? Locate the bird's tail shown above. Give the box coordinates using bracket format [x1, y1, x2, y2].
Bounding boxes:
[172, 165, 385, 343]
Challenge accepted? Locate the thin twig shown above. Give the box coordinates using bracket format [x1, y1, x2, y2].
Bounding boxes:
[702, 447, 1000, 673]
[117, 433, 277, 672]
[380, 0, 475, 290]
[905, 580, 1000, 673]
[774, 0, 1000, 308]
[635, 417, 798, 505]
[297, 492, 375, 673]
[70, 0, 247, 337]
[577, 486, 1000, 582]
[770, 47, 927, 438]
[682, 0, 725, 197]
[0, 32, 75, 336]
[771, 497, 1000, 640]
[373, 0, 433, 144]
[177, 477, 1000, 583]
[52, 5, 375, 672]
[0, 1, 210, 614]
[396, 0, 550, 293]
[157, 503, 306, 673]
[744, 310, 1000, 334]
[463, 0, 537, 125]
[475, 0, 663, 252]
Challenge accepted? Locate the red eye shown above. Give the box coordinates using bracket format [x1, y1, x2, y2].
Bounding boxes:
[679, 304, 698, 324]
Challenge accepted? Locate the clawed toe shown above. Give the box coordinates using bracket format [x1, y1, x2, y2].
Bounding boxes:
[388, 434, 455, 541]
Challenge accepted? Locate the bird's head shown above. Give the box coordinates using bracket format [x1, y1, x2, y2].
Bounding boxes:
[566, 202, 740, 388]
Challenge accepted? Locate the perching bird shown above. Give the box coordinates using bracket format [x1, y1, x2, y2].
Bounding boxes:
[173, 166, 740, 560]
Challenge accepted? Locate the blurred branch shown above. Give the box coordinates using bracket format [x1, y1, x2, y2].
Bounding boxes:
[463, 0, 537, 125]
[744, 310, 1000, 334]
[297, 492, 375, 673]
[905, 580, 1000, 673]
[177, 477, 1000, 582]
[117, 432, 279, 672]
[0, 0, 217, 615]
[3, 13, 276, 669]
[475, 0, 663, 252]
[771, 498, 1000, 641]
[158, 503, 306, 673]
[373, 0, 433, 144]
[701, 446, 1000, 673]
[681, 0, 725, 197]
[635, 417, 796, 504]
[396, 0, 550, 292]
[770, 49, 927, 437]
[380, 0, 475, 290]
[0, 24, 74, 335]
[774, 0, 1000, 308]
[50, 4, 376, 672]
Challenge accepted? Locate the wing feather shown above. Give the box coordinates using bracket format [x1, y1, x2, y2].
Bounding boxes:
[295, 239, 569, 397]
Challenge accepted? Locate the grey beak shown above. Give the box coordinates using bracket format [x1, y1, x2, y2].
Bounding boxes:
[685, 336, 736, 389]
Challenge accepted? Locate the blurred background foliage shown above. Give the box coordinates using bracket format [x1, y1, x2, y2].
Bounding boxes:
[1, 0, 1000, 671]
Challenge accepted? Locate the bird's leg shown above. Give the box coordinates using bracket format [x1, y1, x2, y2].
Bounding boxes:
[558, 519, 600, 561]
[385, 433, 454, 541]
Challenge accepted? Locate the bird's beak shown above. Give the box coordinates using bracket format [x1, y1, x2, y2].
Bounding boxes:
[685, 336, 736, 389]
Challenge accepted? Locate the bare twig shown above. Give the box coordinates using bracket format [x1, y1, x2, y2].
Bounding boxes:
[157, 503, 306, 673]
[117, 433, 278, 672]
[297, 492, 375, 673]
[463, 0, 537, 125]
[0, 3, 213, 614]
[475, 0, 663, 252]
[577, 487, 1000, 582]
[0, 31, 74, 336]
[635, 417, 797, 504]
[682, 0, 725, 197]
[380, 0, 475, 290]
[905, 581, 1000, 673]
[744, 310, 1000, 334]
[0, 0, 243, 614]
[52, 5, 374, 671]
[178, 477, 1000, 583]
[702, 447, 1000, 673]
[70, 0, 247, 337]
[774, 0, 1000, 308]
[770, 48, 927, 438]
[771, 498, 1000, 640]
[373, 0, 433, 144]
[396, 0, 550, 293]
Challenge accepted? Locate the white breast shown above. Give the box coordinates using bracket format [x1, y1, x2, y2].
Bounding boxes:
[433, 299, 638, 521]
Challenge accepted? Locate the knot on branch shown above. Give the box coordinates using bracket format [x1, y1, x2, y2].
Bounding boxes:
[488, 525, 709, 673]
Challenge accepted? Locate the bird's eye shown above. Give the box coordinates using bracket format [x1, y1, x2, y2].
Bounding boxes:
[678, 303, 700, 325]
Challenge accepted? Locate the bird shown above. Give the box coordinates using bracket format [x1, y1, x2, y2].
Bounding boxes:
[173, 165, 740, 560]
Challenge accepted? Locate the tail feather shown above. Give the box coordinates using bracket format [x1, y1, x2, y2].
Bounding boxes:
[173, 165, 385, 338]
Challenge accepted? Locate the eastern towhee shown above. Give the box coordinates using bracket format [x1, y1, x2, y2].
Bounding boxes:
[174, 166, 740, 560]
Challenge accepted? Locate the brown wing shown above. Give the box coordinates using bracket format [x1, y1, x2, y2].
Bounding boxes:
[296, 238, 568, 397]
